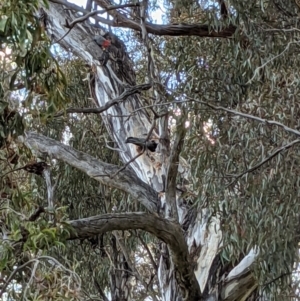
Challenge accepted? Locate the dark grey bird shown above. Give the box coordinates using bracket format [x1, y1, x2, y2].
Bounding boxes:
[125, 137, 158, 152]
[93, 35, 111, 49]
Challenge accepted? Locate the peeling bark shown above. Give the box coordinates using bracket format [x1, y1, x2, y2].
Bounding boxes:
[24, 2, 259, 300]
[23, 132, 158, 213]
[68, 212, 257, 301]
[23, 130, 202, 300]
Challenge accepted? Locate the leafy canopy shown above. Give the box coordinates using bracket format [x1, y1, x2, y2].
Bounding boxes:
[1, 0, 300, 300]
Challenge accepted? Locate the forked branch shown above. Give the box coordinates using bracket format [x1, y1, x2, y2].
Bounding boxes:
[49, 0, 236, 38]
[54, 83, 151, 117]
[22, 132, 158, 213]
[69, 212, 202, 300]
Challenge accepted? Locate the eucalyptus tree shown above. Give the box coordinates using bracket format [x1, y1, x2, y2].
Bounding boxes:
[1, 0, 300, 300]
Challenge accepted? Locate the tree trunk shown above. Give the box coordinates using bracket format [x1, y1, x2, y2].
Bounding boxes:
[23, 2, 259, 300]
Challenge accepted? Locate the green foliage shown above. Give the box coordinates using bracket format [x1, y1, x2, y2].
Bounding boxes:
[0, 0, 68, 114]
[2, 0, 300, 300]
[0, 100, 24, 147]
[159, 1, 300, 298]
[0, 0, 48, 44]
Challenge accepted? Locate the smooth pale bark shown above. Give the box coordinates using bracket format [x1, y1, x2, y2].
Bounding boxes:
[27, 2, 259, 300]
[23, 131, 202, 300]
[68, 213, 257, 301]
[67, 212, 258, 300]
[47, 1, 167, 194]
[69, 212, 201, 300]
[23, 132, 158, 213]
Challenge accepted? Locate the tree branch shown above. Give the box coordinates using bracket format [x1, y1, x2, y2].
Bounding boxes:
[110, 151, 144, 178]
[88, 262, 109, 301]
[64, 3, 140, 29]
[192, 99, 300, 137]
[54, 83, 152, 117]
[227, 139, 300, 187]
[68, 212, 174, 246]
[68, 212, 202, 300]
[49, 0, 236, 38]
[0, 256, 80, 298]
[165, 114, 187, 220]
[113, 231, 159, 300]
[221, 248, 258, 300]
[51, 2, 140, 44]
[22, 132, 158, 213]
[0, 259, 36, 298]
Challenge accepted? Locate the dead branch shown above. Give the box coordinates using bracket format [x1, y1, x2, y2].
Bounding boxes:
[54, 83, 152, 117]
[49, 0, 236, 38]
[64, 3, 141, 29]
[23, 132, 158, 213]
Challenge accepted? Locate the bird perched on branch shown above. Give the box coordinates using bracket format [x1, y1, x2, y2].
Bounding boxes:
[93, 35, 111, 50]
[93, 35, 112, 66]
[125, 137, 158, 153]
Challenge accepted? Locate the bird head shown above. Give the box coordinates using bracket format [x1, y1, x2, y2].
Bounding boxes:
[93, 35, 111, 48]
[102, 39, 111, 48]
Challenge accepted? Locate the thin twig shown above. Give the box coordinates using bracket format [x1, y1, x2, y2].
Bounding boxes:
[51, 2, 140, 44]
[23, 260, 39, 297]
[110, 120, 156, 179]
[113, 231, 158, 300]
[54, 83, 151, 117]
[0, 165, 28, 178]
[65, 3, 140, 29]
[104, 137, 126, 152]
[88, 262, 109, 301]
[110, 151, 144, 179]
[246, 40, 300, 84]
[140, 0, 153, 81]
[0, 259, 37, 298]
[189, 98, 300, 137]
[0, 255, 81, 298]
[145, 118, 157, 141]
[227, 139, 300, 187]
[261, 272, 291, 291]
[137, 231, 158, 271]
[53, 27, 73, 45]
